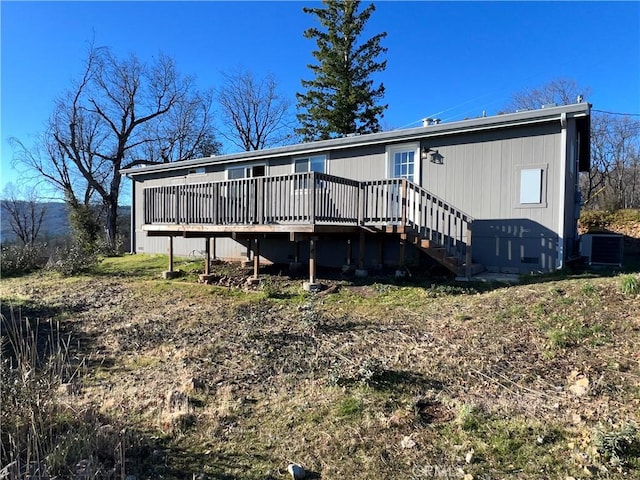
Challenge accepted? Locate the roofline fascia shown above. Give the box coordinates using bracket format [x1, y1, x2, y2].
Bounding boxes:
[121, 103, 590, 177]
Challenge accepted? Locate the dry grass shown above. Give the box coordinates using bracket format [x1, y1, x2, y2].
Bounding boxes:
[1, 257, 640, 479]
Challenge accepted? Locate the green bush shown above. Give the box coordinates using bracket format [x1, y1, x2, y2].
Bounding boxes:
[1, 242, 48, 276]
[46, 242, 100, 276]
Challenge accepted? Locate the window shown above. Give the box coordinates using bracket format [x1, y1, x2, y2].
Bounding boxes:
[226, 164, 267, 180]
[387, 143, 419, 183]
[188, 167, 205, 175]
[518, 165, 547, 207]
[393, 151, 415, 180]
[294, 155, 326, 189]
[227, 167, 245, 180]
[294, 155, 326, 174]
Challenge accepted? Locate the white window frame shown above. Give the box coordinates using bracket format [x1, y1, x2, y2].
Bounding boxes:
[292, 155, 326, 174]
[187, 166, 206, 175]
[386, 142, 420, 184]
[292, 154, 327, 190]
[517, 164, 548, 208]
[226, 163, 267, 180]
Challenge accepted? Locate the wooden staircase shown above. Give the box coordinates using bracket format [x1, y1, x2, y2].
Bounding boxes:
[398, 227, 485, 278]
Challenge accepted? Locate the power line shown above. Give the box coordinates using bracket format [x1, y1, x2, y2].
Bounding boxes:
[592, 109, 640, 117]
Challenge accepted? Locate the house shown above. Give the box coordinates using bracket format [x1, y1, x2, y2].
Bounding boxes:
[121, 102, 591, 286]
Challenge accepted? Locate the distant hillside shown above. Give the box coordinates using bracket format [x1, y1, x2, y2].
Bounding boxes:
[1, 201, 130, 243]
[1, 201, 70, 243]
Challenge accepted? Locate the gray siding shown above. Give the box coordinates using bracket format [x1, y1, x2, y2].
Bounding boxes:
[128, 107, 586, 273]
[328, 145, 387, 180]
[416, 123, 566, 272]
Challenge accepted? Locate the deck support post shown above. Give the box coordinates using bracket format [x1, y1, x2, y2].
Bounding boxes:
[396, 236, 407, 278]
[210, 237, 216, 261]
[465, 224, 473, 279]
[309, 238, 317, 283]
[162, 236, 180, 279]
[168, 236, 174, 272]
[204, 237, 211, 276]
[252, 237, 260, 280]
[356, 231, 368, 277]
[303, 237, 321, 292]
[343, 239, 353, 273]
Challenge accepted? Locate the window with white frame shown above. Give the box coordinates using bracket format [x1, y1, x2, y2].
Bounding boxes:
[518, 165, 547, 207]
[387, 143, 419, 183]
[226, 164, 266, 180]
[294, 155, 326, 174]
[294, 155, 326, 189]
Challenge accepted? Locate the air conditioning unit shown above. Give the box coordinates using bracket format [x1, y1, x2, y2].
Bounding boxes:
[580, 233, 624, 266]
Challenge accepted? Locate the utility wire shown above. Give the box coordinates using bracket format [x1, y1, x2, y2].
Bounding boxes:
[592, 109, 640, 117]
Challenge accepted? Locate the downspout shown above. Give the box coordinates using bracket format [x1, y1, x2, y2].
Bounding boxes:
[557, 113, 568, 269]
[128, 174, 136, 254]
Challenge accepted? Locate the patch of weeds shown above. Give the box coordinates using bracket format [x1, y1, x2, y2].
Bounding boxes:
[125, 355, 160, 370]
[335, 396, 364, 419]
[357, 357, 386, 387]
[442, 412, 569, 476]
[544, 314, 607, 350]
[259, 277, 280, 298]
[532, 301, 547, 318]
[581, 282, 598, 296]
[546, 327, 572, 349]
[454, 403, 485, 432]
[508, 303, 526, 318]
[620, 274, 640, 295]
[425, 283, 477, 298]
[549, 286, 565, 296]
[171, 412, 197, 435]
[328, 357, 387, 388]
[594, 422, 640, 467]
[493, 310, 509, 322]
[495, 303, 527, 322]
[372, 283, 398, 294]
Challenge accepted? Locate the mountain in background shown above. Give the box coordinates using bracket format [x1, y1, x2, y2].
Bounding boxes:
[1, 201, 130, 244]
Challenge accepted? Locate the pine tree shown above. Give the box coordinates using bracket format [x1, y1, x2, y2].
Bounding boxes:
[296, 0, 388, 141]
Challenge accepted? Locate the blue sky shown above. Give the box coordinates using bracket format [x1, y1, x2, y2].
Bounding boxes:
[2, 1, 639, 195]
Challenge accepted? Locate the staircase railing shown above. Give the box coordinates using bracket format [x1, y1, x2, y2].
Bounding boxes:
[361, 178, 474, 268]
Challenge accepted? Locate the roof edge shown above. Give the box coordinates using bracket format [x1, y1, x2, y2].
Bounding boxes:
[121, 102, 590, 177]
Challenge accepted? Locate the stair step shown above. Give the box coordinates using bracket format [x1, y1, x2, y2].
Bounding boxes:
[380, 225, 484, 277]
[444, 256, 460, 266]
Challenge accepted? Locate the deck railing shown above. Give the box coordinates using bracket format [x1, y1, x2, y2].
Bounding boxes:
[144, 173, 473, 259]
[144, 172, 361, 226]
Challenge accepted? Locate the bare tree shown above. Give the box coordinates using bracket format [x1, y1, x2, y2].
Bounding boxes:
[1, 183, 46, 246]
[12, 45, 216, 249]
[590, 114, 640, 209]
[508, 78, 590, 111]
[506, 78, 640, 210]
[216, 69, 293, 151]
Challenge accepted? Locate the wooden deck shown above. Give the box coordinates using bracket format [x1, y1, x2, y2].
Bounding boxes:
[142, 172, 478, 276]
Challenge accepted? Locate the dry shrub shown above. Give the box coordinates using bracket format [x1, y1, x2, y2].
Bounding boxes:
[0, 309, 147, 478]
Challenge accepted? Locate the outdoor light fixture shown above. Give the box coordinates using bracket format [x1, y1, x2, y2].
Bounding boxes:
[421, 147, 443, 164]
